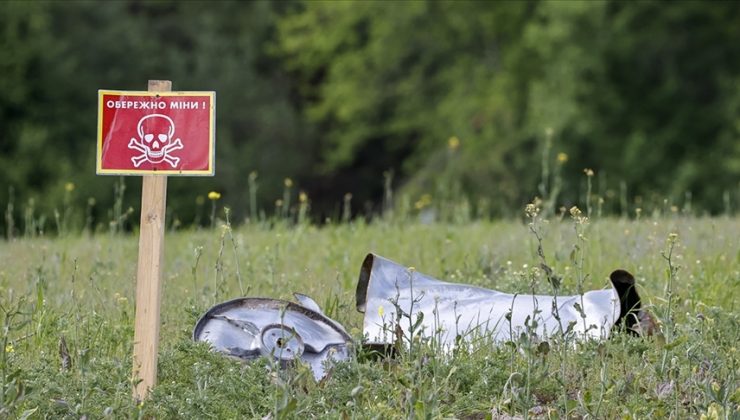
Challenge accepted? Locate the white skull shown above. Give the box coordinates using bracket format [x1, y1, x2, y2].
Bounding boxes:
[137, 114, 175, 163]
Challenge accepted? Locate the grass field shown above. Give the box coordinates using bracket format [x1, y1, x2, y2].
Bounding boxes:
[1, 214, 738, 418]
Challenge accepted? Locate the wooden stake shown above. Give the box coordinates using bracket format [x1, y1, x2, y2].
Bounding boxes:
[132, 79, 171, 401]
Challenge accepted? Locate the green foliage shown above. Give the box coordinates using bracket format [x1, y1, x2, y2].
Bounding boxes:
[276, 0, 740, 215]
[1, 0, 739, 232]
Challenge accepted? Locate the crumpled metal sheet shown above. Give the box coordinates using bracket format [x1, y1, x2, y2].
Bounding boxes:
[195, 253, 641, 378]
[193, 295, 352, 380]
[356, 253, 622, 349]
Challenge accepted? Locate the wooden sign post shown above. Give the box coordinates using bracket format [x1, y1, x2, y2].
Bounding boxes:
[96, 80, 216, 400]
[132, 80, 170, 400]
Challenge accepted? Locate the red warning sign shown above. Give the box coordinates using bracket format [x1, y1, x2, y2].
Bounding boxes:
[97, 90, 215, 175]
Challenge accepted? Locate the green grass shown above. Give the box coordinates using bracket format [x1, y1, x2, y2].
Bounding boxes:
[1, 216, 738, 418]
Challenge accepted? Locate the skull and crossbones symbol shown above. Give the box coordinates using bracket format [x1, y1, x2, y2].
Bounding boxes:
[128, 114, 184, 168]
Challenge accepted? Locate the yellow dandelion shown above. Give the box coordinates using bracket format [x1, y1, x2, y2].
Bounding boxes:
[557, 153, 568, 164]
[284, 178, 293, 188]
[5, 344, 13, 353]
[65, 182, 75, 192]
[299, 191, 308, 203]
[208, 191, 221, 200]
[447, 136, 460, 150]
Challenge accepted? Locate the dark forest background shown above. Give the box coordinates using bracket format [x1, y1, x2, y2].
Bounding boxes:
[2, 0, 739, 231]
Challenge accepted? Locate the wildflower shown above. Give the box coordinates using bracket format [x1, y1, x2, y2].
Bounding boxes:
[65, 182, 75, 192]
[284, 178, 293, 188]
[668, 232, 679, 243]
[377, 305, 385, 317]
[525, 203, 539, 218]
[275, 199, 283, 207]
[414, 194, 432, 210]
[5, 344, 13, 353]
[408, 266, 416, 272]
[299, 191, 308, 203]
[557, 152, 568, 164]
[249, 171, 258, 181]
[208, 191, 221, 200]
[569, 206, 582, 218]
[448, 136, 460, 150]
[583, 168, 594, 177]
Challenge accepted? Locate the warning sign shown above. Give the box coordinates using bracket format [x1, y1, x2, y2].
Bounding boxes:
[97, 90, 215, 175]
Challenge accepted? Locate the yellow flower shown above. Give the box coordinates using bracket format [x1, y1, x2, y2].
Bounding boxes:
[414, 193, 432, 210]
[557, 152, 568, 164]
[447, 136, 460, 150]
[299, 191, 308, 203]
[377, 305, 385, 317]
[569, 206, 582, 218]
[584, 168, 594, 177]
[668, 232, 679, 242]
[5, 344, 13, 353]
[65, 182, 75, 192]
[284, 178, 293, 188]
[208, 191, 221, 200]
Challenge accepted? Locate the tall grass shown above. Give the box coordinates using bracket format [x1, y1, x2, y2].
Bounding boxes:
[0, 207, 738, 417]
[0, 152, 738, 417]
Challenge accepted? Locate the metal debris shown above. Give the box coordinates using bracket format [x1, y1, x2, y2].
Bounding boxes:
[195, 253, 645, 378]
[193, 295, 352, 380]
[356, 253, 624, 349]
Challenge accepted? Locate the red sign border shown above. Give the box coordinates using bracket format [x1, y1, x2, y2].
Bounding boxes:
[96, 90, 216, 176]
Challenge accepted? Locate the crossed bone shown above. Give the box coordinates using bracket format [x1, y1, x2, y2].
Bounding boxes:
[128, 137, 183, 168]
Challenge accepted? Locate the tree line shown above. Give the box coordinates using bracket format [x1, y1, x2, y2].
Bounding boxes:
[1, 0, 738, 233]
